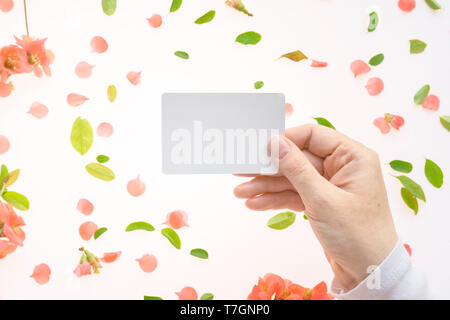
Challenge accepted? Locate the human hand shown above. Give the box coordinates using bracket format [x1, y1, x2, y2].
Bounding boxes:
[234, 124, 398, 291]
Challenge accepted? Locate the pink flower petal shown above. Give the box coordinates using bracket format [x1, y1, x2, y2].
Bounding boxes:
[136, 254, 157, 273]
[147, 14, 163, 28]
[74, 261, 92, 277]
[30, 263, 51, 285]
[176, 287, 198, 300]
[101, 251, 122, 263]
[422, 94, 440, 111]
[27, 102, 48, 119]
[76, 198, 94, 216]
[164, 210, 189, 229]
[127, 176, 146, 197]
[285, 102, 293, 117]
[75, 61, 94, 78]
[311, 60, 328, 68]
[0, 0, 13, 12]
[0, 135, 10, 154]
[127, 71, 141, 85]
[90, 36, 108, 53]
[365, 77, 384, 96]
[373, 117, 390, 134]
[79, 221, 98, 241]
[404, 243, 412, 256]
[0, 82, 12, 97]
[97, 122, 114, 138]
[350, 60, 371, 78]
[398, 0, 416, 12]
[67, 93, 89, 107]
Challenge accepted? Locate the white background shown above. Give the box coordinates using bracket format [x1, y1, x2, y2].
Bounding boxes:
[0, 0, 449, 299]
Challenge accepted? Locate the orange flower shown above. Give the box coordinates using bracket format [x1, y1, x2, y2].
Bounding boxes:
[0, 202, 26, 246]
[0, 45, 31, 80]
[15, 35, 52, 77]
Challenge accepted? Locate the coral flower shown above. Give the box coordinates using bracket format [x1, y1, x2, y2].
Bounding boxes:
[15, 36, 52, 77]
[0, 202, 26, 246]
[0, 45, 31, 78]
[0, 240, 17, 259]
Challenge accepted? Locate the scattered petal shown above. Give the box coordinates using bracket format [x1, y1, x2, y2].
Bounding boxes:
[136, 254, 158, 273]
[373, 117, 390, 134]
[97, 122, 114, 138]
[365, 77, 384, 96]
[0, 0, 13, 12]
[0, 135, 10, 154]
[79, 221, 98, 241]
[422, 94, 440, 111]
[101, 251, 122, 263]
[90, 36, 108, 53]
[164, 210, 189, 229]
[176, 287, 198, 300]
[350, 60, 371, 77]
[27, 102, 48, 119]
[76, 199, 94, 216]
[311, 60, 328, 68]
[75, 62, 94, 78]
[404, 243, 412, 256]
[147, 14, 162, 28]
[67, 93, 89, 107]
[127, 71, 141, 85]
[127, 176, 146, 197]
[398, 0, 416, 12]
[0, 82, 12, 97]
[30, 263, 51, 285]
[386, 114, 405, 130]
[74, 261, 92, 277]
[285, 103, 293, 117]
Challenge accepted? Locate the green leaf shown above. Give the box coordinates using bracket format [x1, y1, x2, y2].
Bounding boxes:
[161, 227, 181, 249]
[3, 169, 20, 188]
[102, 0, 117, 16]
[414, 84, 430, 105]
[107, 85, 117, 102]
[313, 117, 336, 130]
[425, 0, 441, 10]
[395, 175, 426, 202]
[267, 211, 296, 230]
[369, 53, 384, 66]
[194, 10, 215, 24]
[425, 158, 443, 188]
[401, 188, 418, 215]
[94, 227, 108, 240]
[170, 0, 182, 12]
[144, 296, 163, 300]
[85, 163, 115, 181]
[200, 293, 214, 300]
[0, 165, 8, 185]
[280, 50, 308, 62]
[96, 155, 110, 163]
[368, 12, 379, 32]
[125, 221, 155, 232]
[303, 214, 308, 220]
[174, 51, 189, 59]
[254, 81, 264, 89]
[439, 116, 450, 131]
[236, 31, 261, 45]
[2, 191, 29, 211]
[190, 248, 209, 259]
[410, 39, 427, 54]
[70, 117, 93, 156]
[389, 160, 413, 173]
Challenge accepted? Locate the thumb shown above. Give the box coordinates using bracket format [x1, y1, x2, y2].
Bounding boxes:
[269, 135, 331, 199]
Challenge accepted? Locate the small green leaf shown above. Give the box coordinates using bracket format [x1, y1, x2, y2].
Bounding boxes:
[313, 117, 336, 130]
[395, 175, 426, 202]
[369, 53, 384, 66]
[0, 165, 8, 184]
[410, 39, 427, 54]
[425, 158, 443, 188]
[3, 169, 20, 188]
[267, 211, 296, 230]
[107, 85, 117, 102]
[254, 81, 264, 89]
[96, 155, 110, 163]
[303, 214, 308, 220]
[170, 0, 182, 12]
[174, 51, 189, 59]
[194, 10, 215, 24]
[389, 160, 413, 173]
[425, 0, 442, 10]
[125, 221, 155, 232]
[85, 163, 115, 181]
[144, 296, 163, 300]
[2, 191, 29, 211]
[401, 188, 418, 215]
[280, 50, 308, 62]
[161, 227, 181, 249]
[414, 84, 430, 105]
[236, 31, 261, 45]
[439, 116, 450, 131]
[71, 117, 94, 156]
[368, 12, 379, 32]
[94, 227, 108, 240]
[200, 293, 214, 300]
[102, 0, 117, 16]
[190, 248, 209, 259]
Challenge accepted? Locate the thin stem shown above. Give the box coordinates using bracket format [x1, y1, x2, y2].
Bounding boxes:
[23, 0, 30, 36]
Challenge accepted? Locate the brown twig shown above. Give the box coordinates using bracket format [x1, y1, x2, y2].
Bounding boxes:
[23, 0, 30, 36]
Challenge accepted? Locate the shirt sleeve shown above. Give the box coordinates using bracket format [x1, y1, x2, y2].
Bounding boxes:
[330, 240, 432, 300]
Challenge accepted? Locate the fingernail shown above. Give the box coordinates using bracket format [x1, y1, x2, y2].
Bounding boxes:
[270, 136, 290, 159]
